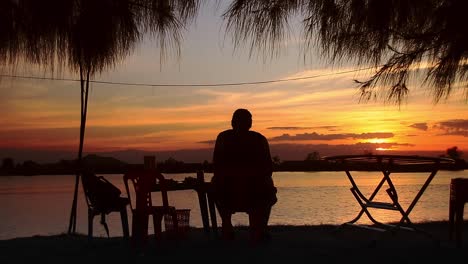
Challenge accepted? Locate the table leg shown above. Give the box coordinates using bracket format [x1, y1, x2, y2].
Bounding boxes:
[404, 170, 438, 218]
[344, 170, 388, 225]
[393, 170, 439, 238]
[382, 172, 413, 225]
[207, 192, 218, 234]
[197, 171, 210, 233]
[131, 208, 148, 249]
[197, 190, 210, 233]
[132, 187, 149, 249]
[345, 170, 415, 230]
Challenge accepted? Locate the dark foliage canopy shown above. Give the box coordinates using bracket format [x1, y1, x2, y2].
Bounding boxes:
[0, 0, 201, 76]
[223, 0, 468, 104]
[1, 0, 467, 104]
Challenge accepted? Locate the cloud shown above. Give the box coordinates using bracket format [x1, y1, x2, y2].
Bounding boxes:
[267, 126, 339, 131]
[434, 119, 468, 137]
[441, 131, 468, 137]
[436, 119, 468, 130]
[197, 140, 216, 145]
[268, 142, 417, 160]
[269, 132, 394, 141]
[409, 123, 428, 131]
[356, 142, 415, 148]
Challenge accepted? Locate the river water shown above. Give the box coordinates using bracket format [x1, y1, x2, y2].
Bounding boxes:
[1, 170, 466, 240]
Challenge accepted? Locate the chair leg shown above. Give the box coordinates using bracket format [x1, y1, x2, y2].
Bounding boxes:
[172, 210, 179, 230]
[166, 210, 180, 239]
[120, 209, 130, 240]
[130, 212, 139, 248]
[153, 213, 163, 239]
[131, 210, 150, 248]
[449, 199, 455, 240]
[455, 203, 464, 248]
[88, 209, 94, 240]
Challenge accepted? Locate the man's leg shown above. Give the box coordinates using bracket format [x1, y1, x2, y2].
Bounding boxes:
[216, 203, 234, 240]
[248, 206, 272, 242]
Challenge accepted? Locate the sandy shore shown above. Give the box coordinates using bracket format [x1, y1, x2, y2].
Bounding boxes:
[1, 221, 467, 263]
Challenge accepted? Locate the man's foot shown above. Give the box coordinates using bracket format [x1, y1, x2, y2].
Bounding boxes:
[249, 230, 272, 245]
[221, 230, 235, 241]
[260, 232, 272, 242]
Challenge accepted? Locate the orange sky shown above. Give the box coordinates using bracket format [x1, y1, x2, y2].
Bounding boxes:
[0, 2, 467, 163]
[1, 65, 466, 163]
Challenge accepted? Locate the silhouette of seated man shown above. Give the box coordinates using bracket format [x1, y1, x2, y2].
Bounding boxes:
[211, 108, 277, 242]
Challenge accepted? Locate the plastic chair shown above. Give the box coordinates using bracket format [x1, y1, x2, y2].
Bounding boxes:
[81, 171, 130, 240]
[449, 177, 468, 248]
[123, 170, 178, 240]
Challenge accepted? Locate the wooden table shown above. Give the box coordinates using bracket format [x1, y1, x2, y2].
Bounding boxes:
[130, 170, 218, 248]
[324, 154, 455, 238]
[151, 171, 218, 234]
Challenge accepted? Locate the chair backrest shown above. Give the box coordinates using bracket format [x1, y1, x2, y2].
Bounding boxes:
[81, 171, 99, 209]
[82, 171, 122, 212]
[123, 172, 139, 212]
[123, 170, 171, 212]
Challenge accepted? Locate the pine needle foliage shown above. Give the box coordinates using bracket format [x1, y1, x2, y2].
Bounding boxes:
[2, 0, 467, 104]
[0, 0, 203, 75]
[223, 0, 468, 104]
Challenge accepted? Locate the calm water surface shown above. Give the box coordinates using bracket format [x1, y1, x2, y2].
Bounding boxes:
[1, 170, 467, 240]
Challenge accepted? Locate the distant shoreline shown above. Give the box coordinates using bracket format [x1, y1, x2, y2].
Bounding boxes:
[1, 154, 466, 176]
[0, 167, 468, 177]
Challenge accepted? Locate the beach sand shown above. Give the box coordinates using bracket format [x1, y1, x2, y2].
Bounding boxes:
[1, 221, 467, 263]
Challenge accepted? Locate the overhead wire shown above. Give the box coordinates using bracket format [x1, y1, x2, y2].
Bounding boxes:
[0, 66, 375, 88]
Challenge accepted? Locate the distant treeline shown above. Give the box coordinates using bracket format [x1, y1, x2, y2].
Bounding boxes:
[1, 155, 466, 176]
[278, 160, 467, 172]
[0, 155, 211, 176]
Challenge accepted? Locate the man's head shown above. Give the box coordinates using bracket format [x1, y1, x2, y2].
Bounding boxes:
[231, 108, 252, 131]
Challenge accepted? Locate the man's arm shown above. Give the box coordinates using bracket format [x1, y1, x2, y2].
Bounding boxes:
[212, 133, 223, 174]
[261, 134, 273, 176]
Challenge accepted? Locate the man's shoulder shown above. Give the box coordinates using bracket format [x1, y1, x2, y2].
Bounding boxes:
[218, 129, 234, 136]
[216, 129, 234, 140]
[217, 130, 267, 140]
[249, 130, 266, 138]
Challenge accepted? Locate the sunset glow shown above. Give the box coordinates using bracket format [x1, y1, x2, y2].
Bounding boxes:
[365, 139, 389, 144]
[376, 147, 391, 151]
[0, 2, 467, 164]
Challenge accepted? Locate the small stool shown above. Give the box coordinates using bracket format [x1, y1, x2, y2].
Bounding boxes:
[449, 178, 468, 248]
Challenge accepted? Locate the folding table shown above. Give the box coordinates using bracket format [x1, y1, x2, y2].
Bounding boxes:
[324, 154, 455, 236]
